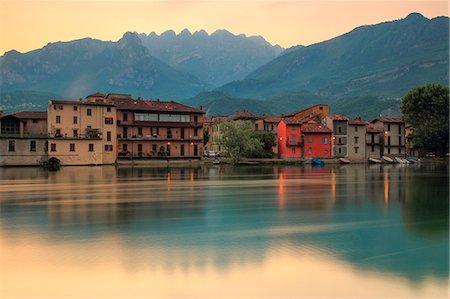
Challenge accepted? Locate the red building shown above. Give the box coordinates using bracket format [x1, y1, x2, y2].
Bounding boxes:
[277, 118, 307, 159]
[277, 118, 332, 159]
[301, 123, 332, 157]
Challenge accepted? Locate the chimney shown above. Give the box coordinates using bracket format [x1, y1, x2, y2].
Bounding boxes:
[200, 105, 203, 111]
[157, 98, 160, 102]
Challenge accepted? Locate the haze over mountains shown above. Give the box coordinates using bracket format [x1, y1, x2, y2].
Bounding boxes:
[0, 13, 448, 119]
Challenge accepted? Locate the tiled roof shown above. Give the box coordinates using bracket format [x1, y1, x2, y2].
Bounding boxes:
[12, 111, 47, 120]
[348, 118, 366, 125]
[144, 100, 204, 114]
[263, 116, 282, 123]
[283, 104, 328, 117]
[371, 117, 404, 124]
[329, 114, 348, 121]
[227, 111, 261, 121]
[301, 123, 333, 133]
[282, 117, 311, 125]
[86, 92, 106, 98]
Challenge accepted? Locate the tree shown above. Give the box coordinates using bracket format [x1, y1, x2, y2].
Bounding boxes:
[203, 128, 209, 146]
[220, 121, 263, 164]
[401, 84, 449, 156]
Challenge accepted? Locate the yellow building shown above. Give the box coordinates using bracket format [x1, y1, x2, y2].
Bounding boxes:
[47, 97, 117, 165]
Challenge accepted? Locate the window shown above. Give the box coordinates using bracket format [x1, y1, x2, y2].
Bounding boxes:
[355, 126, 358, 132]
[107, 131, 111, 142]
[73, 106, 78, 111]
[107, 107, 111, 112]
[309, 147, 312, 154]
[399, 148, 402, 154]
[167, 128, 173, 138]
[30, 140, 36, 152]
[73, 116, 78, 124]
[105, 117, 113, 125]
[1, 121, 20, 135]
[194, 128, 198, 137]
[323, 137, 329, 144]
[398, 136, 402, 146]
[55, 129, 61, 137]
[338, 137, 342, 144]
[354, 136, 359, 144]
[354, 147, 358, 154]
[398, 125, 402, 134]
[50, 143, 56, 152]
[32, 119, 38, 124]
[152, 144, 157, 153]
[180, 128, 185, 139]
[123, 144, 128, 152]
[194, 116, 198, 123]
[73, 129, 78, 137]
[137, 127, 143, 136]
[123, 113, 128, 121]
[292, 148, 296, 154]
[338, 126, 342, 133]
[69, 143, 75, 152]
[56, 116, 61, 124]
[104, 145, 113, 152]
[371, 134, 375, 143]
[325, 149, 329, 155]
[308, 135, 312, 143]
[387, 124, 391, 131]
[180, 144, 185, 156]
[371, 145, 375, 152]
[338, 147, 342, 154]
[388, 136, 391, 146]
[291, 135, 297, 144]
[255, 124, 259, 130]
[89, 144, 94, 152]
[138, 144, 142, 154]
[387, 147, 391, 154]
[87, 108, 92, 116]
[8, 140, 15, 152]
[151, 127, 158, 137]
[159, 114, 190, 122]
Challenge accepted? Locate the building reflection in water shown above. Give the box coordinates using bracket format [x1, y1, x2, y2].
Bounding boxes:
[0, 164, 448, 290]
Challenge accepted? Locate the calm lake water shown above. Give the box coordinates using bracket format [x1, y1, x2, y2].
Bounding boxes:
[0, 163, 448, 298]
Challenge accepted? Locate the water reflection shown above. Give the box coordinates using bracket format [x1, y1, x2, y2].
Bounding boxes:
[0, 163, 448, 297]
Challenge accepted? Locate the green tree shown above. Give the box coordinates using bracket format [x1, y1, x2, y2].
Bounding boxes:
[203, 128, 209, 146]
[250, 131, 276, 158]
[220, 121, 263, 164]
[401, 84, 449, 156]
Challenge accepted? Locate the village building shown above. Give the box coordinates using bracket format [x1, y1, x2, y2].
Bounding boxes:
[301, 123, 333, 158]
[283, 104, 329, 121]
[0, 111, 48, 166]
[365, 123, 383, 159]
[104, 93, 205, 159]
[47, 96, 117, 165]
[405, 124, 417, 156]
[371, 118, 406, 156]
[347, 118, 367, 161]
[323, 114, 349, 158]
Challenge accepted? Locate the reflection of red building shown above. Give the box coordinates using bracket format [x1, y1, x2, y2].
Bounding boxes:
[302, 123, 332, 157]
[277, 119, 332, 159]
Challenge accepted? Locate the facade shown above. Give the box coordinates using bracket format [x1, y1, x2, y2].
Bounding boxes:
[105, 94, 205, 159]
[405, 124, 418, 156]
[301, 123, 332, 158]
[347, 118, 367, 161]
[324, 114, 348, 158]
[371, 118, 406, 156]
[0, 112, 48, 166]
[365, 123, 383, 159]
[277, 118, 305, 159]
[47, 97, 117, 165]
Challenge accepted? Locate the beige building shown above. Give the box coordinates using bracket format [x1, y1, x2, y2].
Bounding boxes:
[323, 114, 348, 158]
[365, 123, 383, 159]
[347, 118, 367, 161]
[371, 118, 406, 156]
[47, 98, 117, 165]
[0, 111, 48, 166]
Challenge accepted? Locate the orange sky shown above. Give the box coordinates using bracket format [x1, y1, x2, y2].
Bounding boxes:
[0, 1, 448, 55]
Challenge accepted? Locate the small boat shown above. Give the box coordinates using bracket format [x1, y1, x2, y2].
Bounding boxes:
[405, 156, 417, 163]
[382, 156, 394, 163]
[339, 158, 350, 164]
[312, 158, 325, 166]
[369, 158, 382, 164]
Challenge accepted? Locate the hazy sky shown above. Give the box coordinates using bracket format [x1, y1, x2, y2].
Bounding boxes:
[0, 1, 448, 55]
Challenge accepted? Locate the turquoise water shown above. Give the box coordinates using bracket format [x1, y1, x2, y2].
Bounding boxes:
[0, 163, 448, 298]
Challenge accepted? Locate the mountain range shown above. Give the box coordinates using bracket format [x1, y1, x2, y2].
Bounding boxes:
[0, 12, 448, 119]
